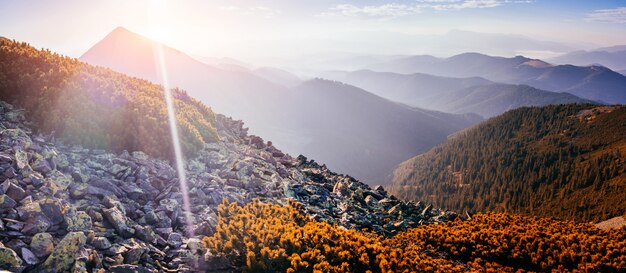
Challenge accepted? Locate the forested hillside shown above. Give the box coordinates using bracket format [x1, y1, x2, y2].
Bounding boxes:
[0, 38, 218, 158]
[390, 104, 626, 222]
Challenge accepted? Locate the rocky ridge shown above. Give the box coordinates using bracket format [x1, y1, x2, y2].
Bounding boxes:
[0, 100, 455, 272]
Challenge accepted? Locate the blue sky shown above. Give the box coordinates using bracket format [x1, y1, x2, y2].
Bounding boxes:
[1, 0, 625, 64]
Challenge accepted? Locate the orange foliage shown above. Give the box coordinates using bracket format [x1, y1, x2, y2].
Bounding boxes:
[203, 200, 626, 273]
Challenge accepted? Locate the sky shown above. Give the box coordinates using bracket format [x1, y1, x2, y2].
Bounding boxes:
[1, 0, 625, 66]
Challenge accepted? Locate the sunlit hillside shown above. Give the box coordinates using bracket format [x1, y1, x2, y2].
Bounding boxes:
[0, 38, 217, 158]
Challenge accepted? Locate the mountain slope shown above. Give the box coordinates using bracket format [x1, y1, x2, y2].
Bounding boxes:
[329, 70, 591, 117]
[281, 79, 481, 183]
[79, 28, 481, 184]
[80, 27, 289, 140]
[389, 104, 626, 222]
[367, 53, 626, 104]
[0, 37, 217, 158]
[252, 67, 302, 87]
[442, 84, 593, 117]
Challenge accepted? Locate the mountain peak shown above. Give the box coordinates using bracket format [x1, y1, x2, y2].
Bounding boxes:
[111, 26, 131, 33]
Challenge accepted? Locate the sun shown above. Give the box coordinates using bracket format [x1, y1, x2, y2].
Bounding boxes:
[146, 0, 171, 43]
[147, 28, 171, 43]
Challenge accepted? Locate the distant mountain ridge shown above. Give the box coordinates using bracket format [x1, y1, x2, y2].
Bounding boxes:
[548, 47, 626, 73]
[367, 52, 626, 104]
[326, 70, 592, 117]
[389, 104, 626, 222]
[79, 27, 479, 183]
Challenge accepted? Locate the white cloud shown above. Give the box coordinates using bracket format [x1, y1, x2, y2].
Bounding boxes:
[321, 3, 420, 18]
[322, 0, 533, 18]
[219, 6, 281, 18]
[425, 0, 503, 11]
[587, 7, 626, 24]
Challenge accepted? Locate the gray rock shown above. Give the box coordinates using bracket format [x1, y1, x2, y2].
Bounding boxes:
[102, 207, 134, 238]
[364, 195, 378, 207]
[134, 225, 157, 245]
[21, 214, 52, 235]
[64, 209, 93, 232]
[122, 239, 146, 265]
[39, 199, 64, 225]
[32, 158, 52, 174]
[48, 170, 72, 190]
[4, 181, 26, 201]
[0, 246, 22, 270]
[30, 233, 54, 258]
[91, 237, 112, 250]
[14, 150, 29, 169]
[20, 247, 38, 265]
[42, 232, 86, 273]
[167, 232, 183, 248]
[0, 194, 16, 209]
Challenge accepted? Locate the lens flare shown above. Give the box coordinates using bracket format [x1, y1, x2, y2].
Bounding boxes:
[153, 42, 195, 237]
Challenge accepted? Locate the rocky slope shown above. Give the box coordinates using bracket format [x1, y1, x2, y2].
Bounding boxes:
[0, 100, 455, 272]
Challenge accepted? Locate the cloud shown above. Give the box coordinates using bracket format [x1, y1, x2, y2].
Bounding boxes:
[587, 7, 626, 24]
[219, 6, 281, 18]
[320, 3, 420, 18]
[322, 0, 532, 18]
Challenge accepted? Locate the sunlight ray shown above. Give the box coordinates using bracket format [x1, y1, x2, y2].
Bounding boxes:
[153, 42, 195, 237]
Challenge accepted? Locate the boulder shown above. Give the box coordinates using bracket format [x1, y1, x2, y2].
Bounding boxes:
[20, 247, 38, 265]
[102, 207, 134, 238]
[39, 199, 64, 225]
[133, 225, 157, 245]
[14, 150, 29, 169]
[91, 237, 112, 250]
[46, 170, 71, 191]
[121, 239, 146, 265]
[41, 231, 86, 273]
[65, 209, 93, 232]
[32, 158, 52, 174]
[167, 232, 183, 248]
[0, 194, 16, 209]
[4, 181, 26, 202]
[0, 246, 22, 270]
[364, 195, 378, 207]
[30, 232, 54, 258]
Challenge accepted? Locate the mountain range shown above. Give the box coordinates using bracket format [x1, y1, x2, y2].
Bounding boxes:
[79, 27, 479, 183]
[325, 70, 592, 117]
[367, 52, 626, 104]
[389, 104, 626, 222]
[549, 46, 626, 72]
